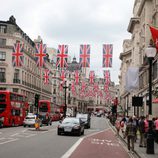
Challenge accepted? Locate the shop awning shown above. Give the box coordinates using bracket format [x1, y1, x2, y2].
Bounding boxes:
[152, 98, 158, 103]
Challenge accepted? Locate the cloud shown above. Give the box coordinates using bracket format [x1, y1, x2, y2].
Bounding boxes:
[0, 0, 135, 84]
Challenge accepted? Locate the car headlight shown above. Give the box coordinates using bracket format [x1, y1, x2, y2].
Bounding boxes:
[73, 125, 80, 129]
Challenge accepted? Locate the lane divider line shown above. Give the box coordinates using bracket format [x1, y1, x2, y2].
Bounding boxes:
[61, 137, 84, 158]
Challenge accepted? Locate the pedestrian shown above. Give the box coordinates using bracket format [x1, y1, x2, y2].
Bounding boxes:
[154, 117, 158, 143]
[133, 115, 139, 142]
[144, 116, 149, 147]
[35, 116, 40, 130]
[138, 116, 145, 147]
[115, 119, 120, 137]
[124, 117, 137, 153]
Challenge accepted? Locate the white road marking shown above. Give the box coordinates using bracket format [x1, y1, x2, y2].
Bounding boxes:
[0, 138, 18, 145]
[61, 137, 84, 158]
[10, 133, 19, 137]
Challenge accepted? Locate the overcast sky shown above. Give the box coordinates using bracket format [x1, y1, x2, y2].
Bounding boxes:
[1, 0, 135, 84]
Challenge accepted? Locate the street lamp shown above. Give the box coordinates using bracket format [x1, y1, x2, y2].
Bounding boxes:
[145, 40, 156, 154]
[63, 81, 68, 118]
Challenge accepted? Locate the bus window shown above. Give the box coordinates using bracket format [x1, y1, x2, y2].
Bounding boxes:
[0, 94, 6, 102]
[0, 103, 6, 113]
[10, 93, 17, 101]
[15, 110, 20, 116]
[11, 109, 15, 116]
[18, 95, 23, 102]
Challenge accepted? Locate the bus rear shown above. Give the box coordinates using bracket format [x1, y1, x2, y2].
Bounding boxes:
[0, 91, 28, 127]
[39, 100, 52, 125]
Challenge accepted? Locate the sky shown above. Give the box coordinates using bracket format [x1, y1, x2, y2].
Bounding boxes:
[0, 0, 135, 84]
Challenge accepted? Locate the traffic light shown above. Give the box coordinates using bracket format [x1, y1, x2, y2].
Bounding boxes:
[34, 94, 40, 107]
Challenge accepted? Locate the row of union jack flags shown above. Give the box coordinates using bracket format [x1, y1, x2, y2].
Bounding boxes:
[12, 43, 113, 68]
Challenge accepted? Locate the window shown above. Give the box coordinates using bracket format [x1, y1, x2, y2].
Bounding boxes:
[0, 38, 6, 46]
[53, 88, 56, 94]
[0, 68, 5, 82]
[0, 25, 7, 33]
[0, 51, 6, 61]
[153, 62, 158, 80]
[14, 69, 19, 79]
[13, 88, 18, 93]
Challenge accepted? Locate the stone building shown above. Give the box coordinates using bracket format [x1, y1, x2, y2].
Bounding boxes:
[119, 0, 158, 117]
[0, 16, 54, 112]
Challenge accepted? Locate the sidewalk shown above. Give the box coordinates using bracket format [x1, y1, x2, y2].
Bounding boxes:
[108, 120, 158, 158]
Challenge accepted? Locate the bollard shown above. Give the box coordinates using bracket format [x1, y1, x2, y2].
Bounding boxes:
[146, 120, 155, 154]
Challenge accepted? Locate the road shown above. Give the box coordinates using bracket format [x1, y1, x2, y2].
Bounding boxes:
[0, 117, 130, 158]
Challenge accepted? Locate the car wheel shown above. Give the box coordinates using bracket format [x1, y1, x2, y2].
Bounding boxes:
[23, 124, 26, 127]
[82, 129, 84, 135]
[57, 130, 61, 135]
[78, 130, 81, 136]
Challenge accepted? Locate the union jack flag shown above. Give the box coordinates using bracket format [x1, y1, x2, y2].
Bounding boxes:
[86, 86, 95, 98]
[35, 43, 47, 67]
[103, 44, 113, 68]
[60, 70, 66, 81]
[71, 81, 76, 96]
[12, 42, 24, 67]
[79, 44, 90, 67]
[93, 82, 99, 93]
[105, 93, 112, 101]
[44, 69, 50, 84]
[79, 81, 87, 97]
[56, 45, 68, 68]
[104, 84, 109, 92]
[89, 71, 95, 84]
[74, 70, 80, 85]
[98, 90, 103, 98]
[81, 80, 87, 92]
[104, 70, 110, 84]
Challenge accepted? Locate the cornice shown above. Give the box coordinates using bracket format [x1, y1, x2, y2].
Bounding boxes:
[127, 17, 140, 33]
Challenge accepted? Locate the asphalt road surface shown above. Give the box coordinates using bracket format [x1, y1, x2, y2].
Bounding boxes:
[0, 116, 130, 158]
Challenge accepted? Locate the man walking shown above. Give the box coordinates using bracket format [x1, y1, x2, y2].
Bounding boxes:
[138, 116, 145, 147]
[124, 117, 137, 153]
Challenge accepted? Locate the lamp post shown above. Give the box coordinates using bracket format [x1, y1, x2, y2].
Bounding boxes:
[63, 81, 68, 118]
[145, 41, 156, 154]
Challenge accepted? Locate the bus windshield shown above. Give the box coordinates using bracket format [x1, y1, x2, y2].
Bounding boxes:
[39, 103, 48, 112]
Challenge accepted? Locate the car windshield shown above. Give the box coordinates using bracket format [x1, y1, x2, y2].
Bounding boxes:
[62, 118, 79, 124]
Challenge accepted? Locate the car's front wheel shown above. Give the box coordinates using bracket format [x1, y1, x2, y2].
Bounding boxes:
[57, 130, 61, 135]
[82, 129, 84, 135]
[77, 130, 81, 136]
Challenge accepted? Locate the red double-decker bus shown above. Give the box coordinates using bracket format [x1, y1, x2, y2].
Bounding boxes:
[39, 100, 61, 125]
[0, 91, 28, 127]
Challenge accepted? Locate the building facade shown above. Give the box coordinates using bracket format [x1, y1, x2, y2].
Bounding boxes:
[0, 16, 54, 112]
[119, 0, 158, 117]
